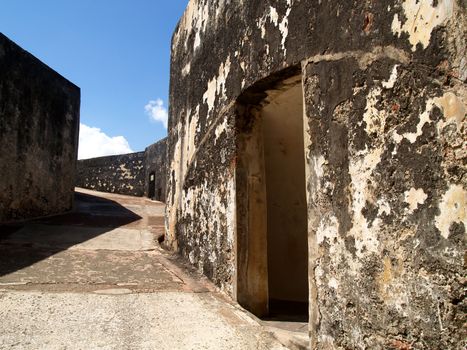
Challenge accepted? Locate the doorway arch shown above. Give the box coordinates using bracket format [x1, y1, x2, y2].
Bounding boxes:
[235, 67, 309, 320]
[148, 172, 156, 199]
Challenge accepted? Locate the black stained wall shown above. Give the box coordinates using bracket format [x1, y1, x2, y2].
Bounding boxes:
[167, 1, 466, 348]
[0, 33, 80, 223]
[144, 138, 168, 202]
[76, 152, 145, 197]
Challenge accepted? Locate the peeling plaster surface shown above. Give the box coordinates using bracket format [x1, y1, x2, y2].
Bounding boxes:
[182, 63, 191, 77]
[348, 147, 383, 258]
[168, 1, 466, 348]
[436, 92, 466, 125]
[167, 115, 236, 290]
[302, 41, 465, 346]
[391, 0, 454, 51]
[398, 97, 437, 143]
[257, 1, 292, 54]
[362, 87, 384, 135]
[176, 0, 210, 52]
[382, 65, 399, 89]
[435, 184, 466, 239]
[404, 187, 428, 213]
[394, 91, 466, 145]
[279, 1, 292, 54]
[316, 214, 339, 246]
[203, 56, 231, 113]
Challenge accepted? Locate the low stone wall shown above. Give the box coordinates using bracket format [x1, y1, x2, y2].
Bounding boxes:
[77, 139, 168, 200]
[144, 138, 168, 202]
[76, 152, 145, 196]
[0, 33, 80, 223]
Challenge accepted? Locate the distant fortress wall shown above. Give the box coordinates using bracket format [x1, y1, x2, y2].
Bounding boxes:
[76, 138, 167, 201]
[76, 152, 146, 197]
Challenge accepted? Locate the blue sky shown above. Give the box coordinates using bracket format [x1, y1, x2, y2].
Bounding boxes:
[0, 0, 188, 158]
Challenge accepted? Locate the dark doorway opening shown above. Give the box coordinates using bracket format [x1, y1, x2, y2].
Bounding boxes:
[148, 172, 156, 199]
[236, 74, 308, 322]
[262, 80, 308, 322]
[157, 188, 162, 201]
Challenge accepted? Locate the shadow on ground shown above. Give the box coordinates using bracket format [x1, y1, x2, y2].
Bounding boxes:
[0, 191, 142, 278]
[263, 299, 309, 323]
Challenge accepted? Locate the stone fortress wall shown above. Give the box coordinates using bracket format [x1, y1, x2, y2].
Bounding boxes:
[166, 1, 466, 348]
[76, 152, 146, 197]
[0, 33, 80, 223]
[144, 137, 168, 202]
[76, 138, 168, 201]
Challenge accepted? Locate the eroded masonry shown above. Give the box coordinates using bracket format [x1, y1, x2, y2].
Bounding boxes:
[166, 0, 466, 348]
[0, 33, 80, 223]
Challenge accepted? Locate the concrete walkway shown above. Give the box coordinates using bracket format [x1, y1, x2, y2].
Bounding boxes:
[0, 188, 287, 350]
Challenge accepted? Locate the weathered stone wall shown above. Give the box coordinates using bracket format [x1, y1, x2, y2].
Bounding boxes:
[168, 0, 466, 348]
[76, 139, 168, 200]
[76, 152, 145, 197]
[144, 138, 168, 202]
[0, 33, 80, 223]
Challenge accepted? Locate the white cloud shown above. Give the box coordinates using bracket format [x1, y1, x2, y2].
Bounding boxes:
[145, 98, 168, 128]
[78, 123, 133, 160]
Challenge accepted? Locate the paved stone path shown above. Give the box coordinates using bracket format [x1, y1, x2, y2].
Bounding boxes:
[0, 188, 287, 350]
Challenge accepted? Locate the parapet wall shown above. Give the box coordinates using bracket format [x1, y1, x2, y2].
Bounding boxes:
[0, 33, 80, 223]
[76, 152, 145, 196]
[76, 138, 168, 200]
